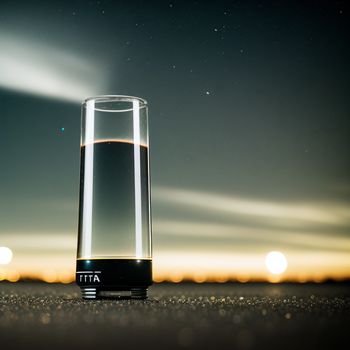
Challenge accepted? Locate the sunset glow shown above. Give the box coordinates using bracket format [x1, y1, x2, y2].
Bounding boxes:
[265, 251, 288, 275]
[0, 247, 13, 265]
[1, 186, 350, 283]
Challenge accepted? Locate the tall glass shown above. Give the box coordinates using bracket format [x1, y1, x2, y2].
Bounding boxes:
[76, 95, 152, 299]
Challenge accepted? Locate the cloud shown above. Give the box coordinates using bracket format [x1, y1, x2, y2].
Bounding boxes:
[153, 186, 350, 227]
[0, 32, 107, 102]
[154, 220, 350, 253]
[0, 232, 76, 252]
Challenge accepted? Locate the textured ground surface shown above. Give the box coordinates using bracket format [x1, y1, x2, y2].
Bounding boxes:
[0, 282, 349, 350]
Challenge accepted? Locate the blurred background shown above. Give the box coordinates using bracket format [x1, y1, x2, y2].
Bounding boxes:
[0, 0, 349, 283]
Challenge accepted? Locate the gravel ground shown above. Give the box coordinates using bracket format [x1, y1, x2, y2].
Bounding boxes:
[0, 282, 349, 350]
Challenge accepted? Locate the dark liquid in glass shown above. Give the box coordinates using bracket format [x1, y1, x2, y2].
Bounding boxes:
[76, 140, 152, 299]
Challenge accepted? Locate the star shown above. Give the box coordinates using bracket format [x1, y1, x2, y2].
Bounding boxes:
[205, 91, 210, 95]
[57, 127, 65, 135]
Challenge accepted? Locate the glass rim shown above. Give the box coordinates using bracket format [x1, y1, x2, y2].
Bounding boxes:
[82, 95, 148, 112]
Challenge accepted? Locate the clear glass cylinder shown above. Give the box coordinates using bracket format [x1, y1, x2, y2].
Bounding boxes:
[76, 95, 152, 299]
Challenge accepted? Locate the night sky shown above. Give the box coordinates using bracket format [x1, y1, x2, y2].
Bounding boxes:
[0, 0, 349, 281]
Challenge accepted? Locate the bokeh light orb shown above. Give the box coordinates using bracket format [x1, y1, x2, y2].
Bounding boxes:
[265, 251, 288, 275]
[0, 246, 13, 264]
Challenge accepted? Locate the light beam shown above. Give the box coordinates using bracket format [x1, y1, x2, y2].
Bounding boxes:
[0, 33, 107, 102]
